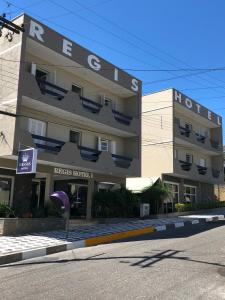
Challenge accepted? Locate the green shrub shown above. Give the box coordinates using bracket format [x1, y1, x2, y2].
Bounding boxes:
[141, 183, 171, 214]
[175, 201, 225, 212]
[92, 186, 139, 218]
[0, 204, 15, 217]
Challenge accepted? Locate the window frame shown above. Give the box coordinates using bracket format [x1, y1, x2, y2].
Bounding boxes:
[0, 175, 14, 207]
[69, 130, 81, 145]
[71, 83, 83, 96]
[164, 181, 180, 204]
[184, 184, 197, 203]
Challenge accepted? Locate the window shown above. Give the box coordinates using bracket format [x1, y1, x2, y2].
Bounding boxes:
[28, 118, 46, 147]
[70, 131, 80, 144]
[184, 185, 197, 203]
[28, 118, 46, 137]
[35, 69, 48, 81]
[98, 138, 109, 151]
[104, 97, 112, 106]
[186, 153, 193, 163]
[72, 84, 82, 96]
[199, 158, 206, 167]
[0, 176, 13, 206]
[185, 122, 192, 131]
[164, 182, 179, 204]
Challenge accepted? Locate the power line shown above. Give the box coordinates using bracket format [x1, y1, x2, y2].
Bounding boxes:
[69, 0, 225, 94]
[7, 0, 225, 95]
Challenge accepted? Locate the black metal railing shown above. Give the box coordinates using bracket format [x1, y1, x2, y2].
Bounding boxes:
[179, 126, 191, 137]
[195, 133, 206, 143]
[36, 79, 67, 100]
[212, 169, 220, 178]
[80, 96, 103, 113]
[210, 139, 220, 150]
[196, 165, 207, 175]
[79, 145, 101, 162]
[112, 154, 132, 168]
[112, 109, 133, 126]
[32, 134, 65, 153]
[179, 160, 192, 171]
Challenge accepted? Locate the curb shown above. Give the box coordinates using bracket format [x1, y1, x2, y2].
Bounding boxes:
[0, 216, 224, 266]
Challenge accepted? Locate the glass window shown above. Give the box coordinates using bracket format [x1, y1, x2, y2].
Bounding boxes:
[70, 131, 80, 144]
[164, 182, 179, 204]
[186, 153, 193, 163]
[0, 177, 12, 206]
[184, 185, 196, 203]
[72, 84, 82, 96]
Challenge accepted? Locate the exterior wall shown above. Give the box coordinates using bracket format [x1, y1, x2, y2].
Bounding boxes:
[0, 16, 25, 156]
[162, 174, 215, 203]
[142, 89, 173, 178]
[25, 53, 125, 112]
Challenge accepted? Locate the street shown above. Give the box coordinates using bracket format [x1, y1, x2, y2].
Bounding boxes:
[1, 222, 225, 300]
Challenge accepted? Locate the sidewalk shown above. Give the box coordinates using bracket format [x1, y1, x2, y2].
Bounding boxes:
[0, 209, 225, 265]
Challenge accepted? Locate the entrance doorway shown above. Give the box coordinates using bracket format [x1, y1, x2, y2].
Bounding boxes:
[31, 179, 46, 213]
[54, 179, 88, 218]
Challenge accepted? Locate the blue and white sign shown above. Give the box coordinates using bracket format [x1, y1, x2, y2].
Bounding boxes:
[16, 148, 38, 174]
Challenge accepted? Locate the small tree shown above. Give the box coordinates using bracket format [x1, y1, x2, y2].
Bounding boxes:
[141, 182, 171, 214]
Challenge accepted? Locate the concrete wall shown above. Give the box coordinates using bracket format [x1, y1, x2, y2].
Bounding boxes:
[0, 218, 65, 235]
[142, 89, 173, 177]
[0, 16, 25, 157]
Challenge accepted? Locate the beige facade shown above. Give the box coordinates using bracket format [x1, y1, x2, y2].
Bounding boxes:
[139, 88, 223, 211]
[0, 15, 141, 219]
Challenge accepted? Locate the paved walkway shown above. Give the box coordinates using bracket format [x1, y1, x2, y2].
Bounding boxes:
[1, 209, 225, 257]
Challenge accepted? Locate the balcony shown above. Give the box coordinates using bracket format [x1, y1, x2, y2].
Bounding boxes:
[79, 146, 101, 162]
[196, 165, 207, 175]
[32, 134, 65, 154]
[179, 126, 191, 137]
[14, 130, 140, 177]
[80, 96, 102, 114]
[174, 158, 223, 183]
[112, 109, 133, 126]
[174, 122, 222, 154]
[21, 73, 139, 136]
[212, 169, 220, 178]
[210, 139, 221, 150]
[112, 154, 132, 168]
[36, 79, 67, 100]
[195, 133, 206, 144]
[179, 160, 192, 171]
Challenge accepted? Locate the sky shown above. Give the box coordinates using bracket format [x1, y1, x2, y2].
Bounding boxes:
[1, 0, 225, 136]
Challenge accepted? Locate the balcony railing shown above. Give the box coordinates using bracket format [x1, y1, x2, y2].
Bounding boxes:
[112, 109, 133, 126]
[179, 126, 191, 137]
[79, 145, 101, 162]
[196, 165, 207, 175]
[80, 96, 103, 114]
[195, 133, 206, 143]
[36, 79, 67, 100]
[179, 160, 192, 171]
[32, 134, 65, 153]
[210, 139, 221, 150]
[212, 169, 220, 178]
[112, 154, 132, 169]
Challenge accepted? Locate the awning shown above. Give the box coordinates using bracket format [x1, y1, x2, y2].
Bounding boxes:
[126, 177, 160, 193]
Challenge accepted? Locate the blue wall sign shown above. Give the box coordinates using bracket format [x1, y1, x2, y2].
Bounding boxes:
[16, 148, 38, 174]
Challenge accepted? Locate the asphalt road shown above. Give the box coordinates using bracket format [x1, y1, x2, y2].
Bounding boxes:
[1, 222, 225, 300]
